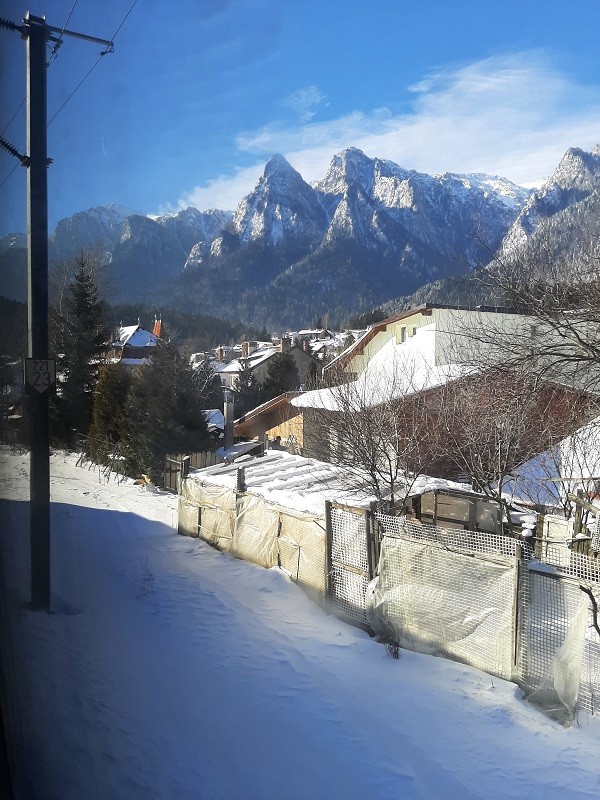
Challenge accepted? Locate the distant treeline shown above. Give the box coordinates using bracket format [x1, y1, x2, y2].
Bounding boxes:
[106, 304, 261, 353]
[0, 297, 27, 358]
[0, 296, 262, 358]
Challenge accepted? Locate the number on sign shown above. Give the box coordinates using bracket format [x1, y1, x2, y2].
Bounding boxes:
[24, 359, 56, 394]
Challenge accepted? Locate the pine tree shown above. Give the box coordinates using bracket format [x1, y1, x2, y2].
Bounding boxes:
[261, 352, 299, 401]
[125, 340, 210, 481]
[55, 256, 108, 445]
[234, 358, 262, 416]
[87, 363, 131, 463]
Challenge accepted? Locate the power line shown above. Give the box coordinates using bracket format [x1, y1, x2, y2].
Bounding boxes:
[0, 1, 139, 184]
[1, 0, 79, 141]
[1, 97, 24, 137]
[48, 54, 106, 126]
[111, 0, 139, 41]
[47, 0, 139, 126]
[0, 162, 20, 190]
[47, 0, 79, 66]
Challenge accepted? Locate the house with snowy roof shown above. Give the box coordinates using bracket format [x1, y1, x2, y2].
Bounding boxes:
[217, 337, 318, 390]
[234, 391, 302, 453]
[108, 319, 162, 366]
[292, 303, 594, 484]
[293, 303, 520, 417]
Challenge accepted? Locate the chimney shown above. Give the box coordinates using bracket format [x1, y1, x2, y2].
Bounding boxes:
[302, 339, 309, 352]
[280, 336, 291, 353]
[241, 341, 249, 358]
[217, 346, 223, 362]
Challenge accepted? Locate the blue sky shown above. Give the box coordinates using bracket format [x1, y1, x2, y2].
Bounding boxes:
[1, 0, 600, 236]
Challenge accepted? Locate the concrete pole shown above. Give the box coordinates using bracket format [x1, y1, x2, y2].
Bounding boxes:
[25, 13, 50, 611]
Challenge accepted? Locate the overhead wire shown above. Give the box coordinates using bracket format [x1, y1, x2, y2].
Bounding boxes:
[1, 0, 139, 186]
[2, 0, 79, 136]
[0, 163, 20, 191]
[1, 98, 24, 138]
[47, 0, 79, 66]
[47, 0, 139, 126]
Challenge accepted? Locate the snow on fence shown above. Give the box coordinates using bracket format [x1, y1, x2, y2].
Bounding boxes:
[177, 482, 600, 721]
[370, 514, 600, 722]
[178, 477, 327, 601]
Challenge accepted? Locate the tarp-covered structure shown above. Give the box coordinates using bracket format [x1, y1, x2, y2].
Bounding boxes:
[178, 451, 372, 601]
[366, 513, 600, 723]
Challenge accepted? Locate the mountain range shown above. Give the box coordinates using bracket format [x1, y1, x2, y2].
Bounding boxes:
[380, 144, 600, 315]
[1, 144, 598, 328]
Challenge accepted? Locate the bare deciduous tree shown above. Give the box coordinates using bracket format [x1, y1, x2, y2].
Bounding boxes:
[301, 351, 441, 510]
[435, 365, 592, 528]
[466, 225, 600, 394]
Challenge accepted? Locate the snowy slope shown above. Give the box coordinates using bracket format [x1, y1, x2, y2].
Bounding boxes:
[500, 144, 600, 254]
[0, 449, 599, 800]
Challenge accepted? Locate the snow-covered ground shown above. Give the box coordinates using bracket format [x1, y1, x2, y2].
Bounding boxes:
[0, 449, 599, 800]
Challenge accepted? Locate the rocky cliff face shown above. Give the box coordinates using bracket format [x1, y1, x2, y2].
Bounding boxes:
[176, 148, 529, 326]
[0, 204, 232, 304]
[0, 148, 537, 326]
[381, 144, 600, 315]
[499, 145, 600, 257]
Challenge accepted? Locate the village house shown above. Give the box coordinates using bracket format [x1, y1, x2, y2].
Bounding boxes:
[107, 318, 162, 366]
[216, 336, 319, 390]
[234, 391, 303, 453]
[291, 303, 596, 485]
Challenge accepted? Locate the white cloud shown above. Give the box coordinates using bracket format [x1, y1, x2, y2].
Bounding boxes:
[283, 85, 328, 122]
[164, 163, 264, 214]
[173, 51, 600, 213]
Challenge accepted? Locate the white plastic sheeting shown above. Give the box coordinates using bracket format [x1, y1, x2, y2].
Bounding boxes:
[278, 512, 327, 600]
[518, 549, 600, 721]
[368, 532, 517, 680]
[231, 494, 280, 568]
[521, 567, 589, 722]
[179, 477, 327, 599]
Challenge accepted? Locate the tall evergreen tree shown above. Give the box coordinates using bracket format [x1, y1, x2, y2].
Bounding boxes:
[234, 358, 262, 416]
[125, 340, 210, 481]
[87, 363, 131, 463]
[261, 352, 299, 401]
[55, 256, 108, 445]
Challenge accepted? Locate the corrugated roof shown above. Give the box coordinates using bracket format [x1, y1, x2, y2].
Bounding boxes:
[190, 450, 374, 513]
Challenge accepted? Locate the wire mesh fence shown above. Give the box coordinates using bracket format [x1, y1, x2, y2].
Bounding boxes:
[517, 541, 600, 718]
[177, 482, 600, 720]
[373, 513, 519, 680]
[372, 513, 600, 719]
[328, 505, 372, 627]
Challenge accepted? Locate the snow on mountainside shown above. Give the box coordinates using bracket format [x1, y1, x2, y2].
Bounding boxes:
[500, 145, 600, 255]
[380, 144, 600, 315]
[314, 148, 525, 265]
[442, 173, 531, 210]
[0, 203, 233, 305]
[176, 149, 530, 327]
[232, 154, 328, 247]
[0, 148, 540, 326]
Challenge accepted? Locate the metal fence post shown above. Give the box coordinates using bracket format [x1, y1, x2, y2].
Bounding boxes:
[324, 500, 333, 596]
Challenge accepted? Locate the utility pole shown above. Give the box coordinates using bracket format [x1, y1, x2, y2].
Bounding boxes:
[0, 12, 114, 610]
[25, 13, 51, 611]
